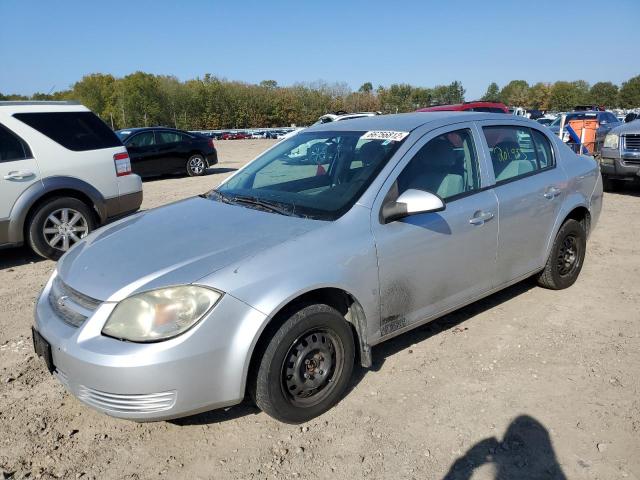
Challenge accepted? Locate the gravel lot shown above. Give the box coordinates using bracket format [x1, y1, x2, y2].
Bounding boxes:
[1, 139, 639, 480]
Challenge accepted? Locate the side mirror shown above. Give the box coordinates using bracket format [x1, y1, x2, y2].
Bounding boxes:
[381, 189, 445, 224]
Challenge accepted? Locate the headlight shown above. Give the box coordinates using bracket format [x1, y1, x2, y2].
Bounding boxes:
[604, 133, 619, 149]
[102, 286, 222, 342]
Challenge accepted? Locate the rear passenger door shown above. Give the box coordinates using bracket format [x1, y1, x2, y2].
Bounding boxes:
[479, 123, 567, 286]
[155, 131, 186, 172]
[372, 124, 499, 336]
[0, 123, 40, 224]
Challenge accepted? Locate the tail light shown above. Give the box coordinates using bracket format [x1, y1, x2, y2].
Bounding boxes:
[114, 152, 132, 177]
[208, 138, 215, 149]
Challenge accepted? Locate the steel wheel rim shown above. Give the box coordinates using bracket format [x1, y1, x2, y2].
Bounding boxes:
[43, 208, 88, 252]
[557, 234, 579, 276]
[281, 328, 344, 407]
[189, 156, 205, 174]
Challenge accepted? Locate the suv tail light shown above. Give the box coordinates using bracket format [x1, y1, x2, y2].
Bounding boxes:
[208, 138, 215, 149]
[114, 152, 132, 177]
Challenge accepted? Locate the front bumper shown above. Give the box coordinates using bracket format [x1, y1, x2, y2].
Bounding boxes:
[206, 150, 218, 166]
[600, 147, 640, 181]
[34, 275, 267, 421]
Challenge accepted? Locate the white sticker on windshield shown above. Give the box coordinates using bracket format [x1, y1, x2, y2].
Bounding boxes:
[361, 130, 410, 142]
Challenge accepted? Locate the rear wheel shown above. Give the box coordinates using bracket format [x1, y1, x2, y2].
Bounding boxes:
[28, 197, 95, 260]
[250, 304, 355, 424]
[186, 154, 207, 176]
[537, 219, 586, 290]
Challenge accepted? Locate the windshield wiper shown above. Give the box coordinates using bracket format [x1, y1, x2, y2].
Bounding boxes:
[206, 190, 234, 204]
[231, 195, 297, 217]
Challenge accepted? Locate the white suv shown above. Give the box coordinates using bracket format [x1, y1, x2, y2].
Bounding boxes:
[0, 101, 142, 260]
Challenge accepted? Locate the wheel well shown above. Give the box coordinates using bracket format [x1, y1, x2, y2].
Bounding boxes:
[23, 189, 99, 236]
[564, 206, 591, 236]
[246, 288, 371, 398]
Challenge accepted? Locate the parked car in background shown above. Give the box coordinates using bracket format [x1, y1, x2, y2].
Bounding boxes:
[548, 111, 621, 153]
[33, 112, 601, 424]
[0, 101, 142, 260]
[600, 120, 640, 190]
[417, 101, 509, 113]
[116, 127, 217, 177]
[624, 112, 639, 123]
[537, 118, 554, 127]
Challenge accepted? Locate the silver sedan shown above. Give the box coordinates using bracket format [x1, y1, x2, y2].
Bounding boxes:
[33, 112, 602, 423]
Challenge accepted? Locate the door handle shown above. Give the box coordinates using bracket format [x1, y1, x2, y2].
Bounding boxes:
[3, 170, 35, 180]
[544, 186, 562, 199]
[469, 210, 494, 226]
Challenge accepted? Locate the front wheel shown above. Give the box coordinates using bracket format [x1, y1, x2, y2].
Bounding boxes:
[250, 304, 355, 424]
[186, 154, 207, 176]
[537, 219, 586, 290]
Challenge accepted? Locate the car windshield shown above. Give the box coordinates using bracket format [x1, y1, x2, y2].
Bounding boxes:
[116, 130, 133, 141]
[211, 130, 406, 220]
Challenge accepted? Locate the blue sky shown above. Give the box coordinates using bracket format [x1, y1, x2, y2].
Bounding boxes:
[1, 0, 638, 99]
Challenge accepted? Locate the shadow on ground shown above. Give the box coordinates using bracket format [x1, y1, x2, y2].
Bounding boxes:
[0, 245, 45, 270]
[442, 415, 567, 479]
[174, 279, 536, 426]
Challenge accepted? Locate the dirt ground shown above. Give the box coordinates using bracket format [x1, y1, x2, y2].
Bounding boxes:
[1, 139, 638, 480]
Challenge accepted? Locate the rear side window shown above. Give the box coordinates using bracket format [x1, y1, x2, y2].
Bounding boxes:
[0, 123, 32, 162]
[13, 111, 121, 152]
[157, 131, 185, 144]
[483, 126, 554, 183]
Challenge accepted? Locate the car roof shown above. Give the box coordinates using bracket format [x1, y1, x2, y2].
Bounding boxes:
[116, 126, 186, 133]
[0, 101, 89, 113]
[307, 111, 530, 133]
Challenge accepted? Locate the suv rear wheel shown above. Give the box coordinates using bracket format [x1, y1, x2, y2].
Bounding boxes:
[28, 197, 95, 260]
[250, 303, 355, 424]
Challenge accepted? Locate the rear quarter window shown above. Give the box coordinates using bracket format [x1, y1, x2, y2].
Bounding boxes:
[13, 111, 121, 152]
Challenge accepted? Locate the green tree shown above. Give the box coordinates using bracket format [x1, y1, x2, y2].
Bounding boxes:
[527, 82, 552, 110]
[259, 80, 278, 89]
[72, 73, 117, 123]
[500, 80, 529, 106]
[619, 75, 640, 108]
[358, 82, 373, 93]
[481, 82, 501, 102]
[589, 82, 619, 108]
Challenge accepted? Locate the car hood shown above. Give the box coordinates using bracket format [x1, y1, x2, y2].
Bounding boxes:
[57, 196, 322, 301]
[610, 120, 640, 135]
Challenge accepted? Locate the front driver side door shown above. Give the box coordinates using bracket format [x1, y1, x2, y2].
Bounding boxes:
[371, 124, 499, 337]
[125, 131, 158, 176]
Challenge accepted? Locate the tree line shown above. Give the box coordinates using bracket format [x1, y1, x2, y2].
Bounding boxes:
[1, 73, 639, 130]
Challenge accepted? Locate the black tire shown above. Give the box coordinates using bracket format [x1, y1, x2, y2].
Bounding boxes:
[602, 176, 617, 192]
[186, 154, 207, 176]
[250, 303, 355, 424]
[27, 197, 96, 260]
[537, 219, 586, 290]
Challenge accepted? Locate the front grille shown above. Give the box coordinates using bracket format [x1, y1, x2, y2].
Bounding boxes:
[623, 134, 640, 151]
[48, 276, 101, 327]
[77, 386, 177, 414]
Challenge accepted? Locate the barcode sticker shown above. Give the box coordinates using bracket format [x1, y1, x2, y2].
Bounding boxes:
[361, 130, 410, 142]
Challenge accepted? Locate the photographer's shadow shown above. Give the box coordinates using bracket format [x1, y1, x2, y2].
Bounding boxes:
[443, 415, 566, 480]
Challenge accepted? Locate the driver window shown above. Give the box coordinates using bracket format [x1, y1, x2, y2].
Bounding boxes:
[397, 129, 480, 201]
[128, 131, 155, 148]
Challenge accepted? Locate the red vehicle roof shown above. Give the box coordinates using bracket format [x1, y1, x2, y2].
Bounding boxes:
[416, 101, 508, 113]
